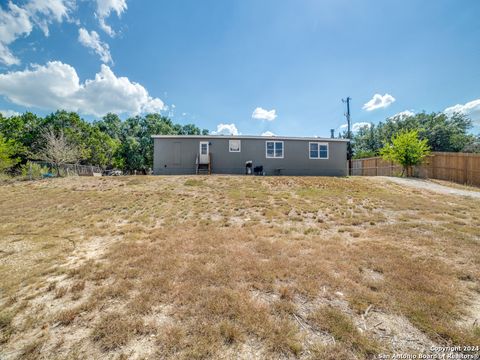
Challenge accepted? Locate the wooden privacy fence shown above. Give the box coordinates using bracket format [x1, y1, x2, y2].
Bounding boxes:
[351, 152, 480, 187]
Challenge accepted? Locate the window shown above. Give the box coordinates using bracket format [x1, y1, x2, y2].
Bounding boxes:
[200, 143, 208, 155]
[309, 142, 328, 159]
[229, 140, 241, 152]
[266, 141, 284, 158]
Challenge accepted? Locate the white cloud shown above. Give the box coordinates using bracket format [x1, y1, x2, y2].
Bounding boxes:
[0, 109, 20, 117]
[0, 61, 165, 116]
[340, 122, 371, 132]
[252, 107, 277, 121]
[25, 0, 73, 36]
[261, 131, 276, 136]
[212, 123, 239, 135]
[363, 93, 396, 111]
[0, 2, 32, 65]
[444, 99, 480, 125]
[95, 0, 127, 37]
[389, 110, 415, 119]
[0, 0, 72, 66]
[78, 28, 112, 64]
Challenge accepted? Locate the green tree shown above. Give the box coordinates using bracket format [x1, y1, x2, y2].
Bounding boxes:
[39, 111, 121, 168]
[0, 134, 20, 173]
[353, 149, 377, 159]
[0, 112, 40, 163]
[94, 113, 123, 139]
[351, 124, 380, 157]
[118, 136, 144, 172]
[84, 127, 121, 168]
[380, 130, 431, 177]
[462, 135, 480, 153]
[1, 109, 208, 173]
[351, 112, 475, 157]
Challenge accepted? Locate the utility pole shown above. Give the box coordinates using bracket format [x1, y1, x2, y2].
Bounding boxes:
[342, 97, 352, 175]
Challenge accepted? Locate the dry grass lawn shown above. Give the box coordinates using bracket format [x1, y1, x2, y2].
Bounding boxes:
[0, 176, 479, 359]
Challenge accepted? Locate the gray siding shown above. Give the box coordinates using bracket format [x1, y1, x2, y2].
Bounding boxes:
[153, 137, 348, 176]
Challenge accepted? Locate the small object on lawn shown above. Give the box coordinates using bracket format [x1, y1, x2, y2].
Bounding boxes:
[293, 314, 308, 332]
[253, 165, 263, 176]
[42, 173, 54, 178]
[373, 321, 383, 329]
[361, 318, 368, 331]
[364, 304, 373, 318]
[245, 161, 253, 175]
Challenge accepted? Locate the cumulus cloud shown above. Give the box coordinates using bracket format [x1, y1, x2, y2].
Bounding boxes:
[0, 61, 165, 116]
[212, 123, 239, 135]
[252, 107, 277, 121]
[261, 131, 276, 136]
[340, 122, 371, 132]
[363, 93, 396, 111]
[389, 110, 415, 119]
[78, 28, 112, 64]
[25, 0, 73, 36]
[95, 0, 127, 37]
[0, 0, 72, 66]
[444, 99, 480, 125]
[0, 109, 20, 117]
[0, 2, 33, 65]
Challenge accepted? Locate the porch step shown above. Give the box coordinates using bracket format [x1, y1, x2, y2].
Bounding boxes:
[196, 163, 210, 175]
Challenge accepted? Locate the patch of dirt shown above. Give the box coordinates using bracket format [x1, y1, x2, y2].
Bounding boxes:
[457, 290, 480, 329]
[0, 232, 124, 360]
[362, 268, 385, 283]
[365, 310, 438, 352]
[374, 177, 480, 199]
[64, 235, 118, 267]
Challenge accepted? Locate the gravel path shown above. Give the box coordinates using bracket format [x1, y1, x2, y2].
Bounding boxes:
[374, 176, 480, 199]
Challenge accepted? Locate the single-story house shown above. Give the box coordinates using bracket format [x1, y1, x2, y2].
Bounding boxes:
[151, 135, 349, 176]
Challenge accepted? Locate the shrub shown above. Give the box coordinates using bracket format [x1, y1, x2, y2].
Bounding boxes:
[380, 130, 431, 177]
[20, 161, 49, 180]
[0, 135, 19, 173]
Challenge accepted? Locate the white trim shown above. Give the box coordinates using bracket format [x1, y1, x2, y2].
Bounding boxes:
[199, 141, 209, 164]
[200, 141, 209, 155]
[266, 140, 284, 159]
[229, 139, 241, 152]
[309, 142, 329, 159]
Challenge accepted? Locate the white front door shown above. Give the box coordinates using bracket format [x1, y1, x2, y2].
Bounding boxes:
[199, 141, 209, 164]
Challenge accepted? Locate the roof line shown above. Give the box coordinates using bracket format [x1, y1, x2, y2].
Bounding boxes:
[151, 135, 349, 142]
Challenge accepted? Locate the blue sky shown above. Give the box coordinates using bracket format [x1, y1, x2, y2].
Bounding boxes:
[0, 0, 479, 137]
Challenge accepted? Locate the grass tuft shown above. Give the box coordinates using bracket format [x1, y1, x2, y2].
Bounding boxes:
[92, 312, 147, 351]
[308, 306, 381, 357]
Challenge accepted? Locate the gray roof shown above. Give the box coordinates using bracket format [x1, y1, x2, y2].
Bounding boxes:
[151, 135, 349, 142]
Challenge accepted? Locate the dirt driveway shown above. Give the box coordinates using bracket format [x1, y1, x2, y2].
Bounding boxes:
[371, 176, 480, 199]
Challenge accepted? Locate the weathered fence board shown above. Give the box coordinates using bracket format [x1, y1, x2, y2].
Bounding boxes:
[352, 152, 480, 187]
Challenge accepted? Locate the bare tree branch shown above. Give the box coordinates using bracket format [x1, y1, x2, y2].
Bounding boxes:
[36, 128, 82, 176]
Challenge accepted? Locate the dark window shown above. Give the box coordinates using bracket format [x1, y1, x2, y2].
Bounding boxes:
[309, 142, 328, 159]
[266, 141, 283, 158]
